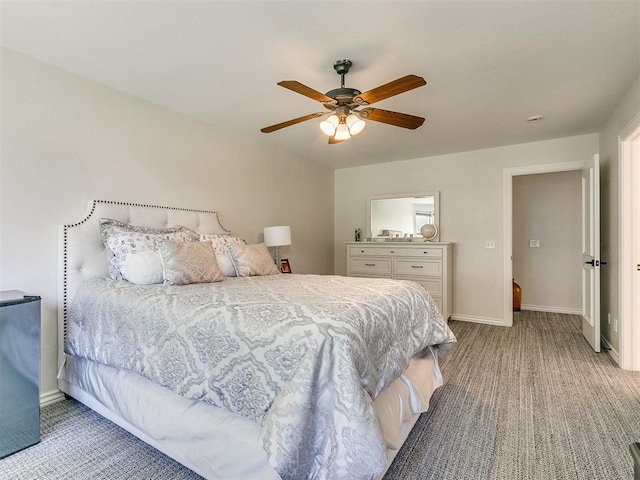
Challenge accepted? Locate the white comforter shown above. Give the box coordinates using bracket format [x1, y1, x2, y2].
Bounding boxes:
[67, 274, 456, 479]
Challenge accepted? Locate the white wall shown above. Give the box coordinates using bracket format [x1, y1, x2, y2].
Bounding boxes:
[335, 134, 598, 324]
[0, 49, 335, 400]
[598, 73, 640, 354]
[513, 171, 582, 313]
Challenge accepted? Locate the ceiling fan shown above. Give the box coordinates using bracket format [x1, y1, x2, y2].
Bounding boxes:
[260, 59, 426, 144]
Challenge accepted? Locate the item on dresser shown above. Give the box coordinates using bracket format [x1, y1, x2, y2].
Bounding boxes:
[420, 223, 438, 241]
[59, 200, 456, 480]
[346, 241, 453, 321]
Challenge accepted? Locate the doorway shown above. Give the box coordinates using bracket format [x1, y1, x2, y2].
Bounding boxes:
[503, 159, 596, 327]
[512, 171, 582, 315]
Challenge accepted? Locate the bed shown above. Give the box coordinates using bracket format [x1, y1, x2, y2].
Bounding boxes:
[57, 200, 456, 480]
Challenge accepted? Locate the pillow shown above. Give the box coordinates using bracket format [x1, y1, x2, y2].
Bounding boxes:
[100, 218, 200, 280]
[226, 243, 280, 277]
[156, 240, 225, 285]
[125, 250, 163, 285]
[199, 233, 247, 277]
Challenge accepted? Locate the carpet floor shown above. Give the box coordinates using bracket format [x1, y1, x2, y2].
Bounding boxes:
[1, 311, 638, 479]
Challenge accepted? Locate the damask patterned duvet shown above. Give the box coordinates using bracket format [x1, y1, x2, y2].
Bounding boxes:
[67, 274, 456, 479]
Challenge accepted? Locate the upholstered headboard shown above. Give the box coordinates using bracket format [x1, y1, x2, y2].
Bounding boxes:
[58, 200, 230, 370]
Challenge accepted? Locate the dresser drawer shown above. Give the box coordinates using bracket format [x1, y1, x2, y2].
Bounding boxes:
[375, 246, 409, 256]
[394, 258, 442, 277]
[349, 246, 378, 256]
[397, 277, 443, 296]
[407, 247, 443, 258]
[350, 257, 392, 275]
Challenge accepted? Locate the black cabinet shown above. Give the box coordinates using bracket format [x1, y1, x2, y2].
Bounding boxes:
[0, 290, 41, 458]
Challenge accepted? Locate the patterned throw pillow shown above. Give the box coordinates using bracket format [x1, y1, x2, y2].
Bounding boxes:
[199, 233, 246, 277]
[226, 243, 280, 277]
[99, 218, 200, 280]
[156, 240, 225, 285]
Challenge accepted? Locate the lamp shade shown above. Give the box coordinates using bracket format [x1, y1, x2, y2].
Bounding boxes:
[334, 122, 351, 141]
[263, 225, 291, 247]
[320, 115, 339, 136]
[346, 114, 366, 135]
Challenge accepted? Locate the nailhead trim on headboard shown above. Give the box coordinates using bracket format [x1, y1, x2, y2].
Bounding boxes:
[61, 200, 231, 341]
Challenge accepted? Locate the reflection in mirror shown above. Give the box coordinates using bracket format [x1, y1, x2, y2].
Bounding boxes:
[367, 192, 439, 241]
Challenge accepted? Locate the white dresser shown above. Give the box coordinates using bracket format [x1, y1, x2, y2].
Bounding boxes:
[346, 242, 453, 321]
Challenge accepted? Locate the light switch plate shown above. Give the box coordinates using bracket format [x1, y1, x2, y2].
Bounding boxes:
[529, 239, 540, 248]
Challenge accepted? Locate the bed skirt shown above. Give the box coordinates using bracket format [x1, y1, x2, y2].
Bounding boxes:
[58, 349, 441, 480]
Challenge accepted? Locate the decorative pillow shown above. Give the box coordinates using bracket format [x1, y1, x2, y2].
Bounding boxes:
[125, 250, 164, 285]
[199, 233, 247, 277]
[156, 240, 225, 285]
[226, 243, 280, 277]
[100, 218, 200, 280]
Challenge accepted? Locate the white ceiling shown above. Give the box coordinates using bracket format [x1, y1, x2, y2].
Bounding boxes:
[2, 1, 639, 169]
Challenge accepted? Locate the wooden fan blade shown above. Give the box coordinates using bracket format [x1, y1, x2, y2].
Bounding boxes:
[261, 112, 325, 133]
[353, 75, 426, 106]
[359, 108, 425, 129]
[328, 136, 345, 144]
[278, 81, 336, 104]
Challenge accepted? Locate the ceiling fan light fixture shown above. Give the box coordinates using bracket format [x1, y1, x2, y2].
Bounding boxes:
[320, 114, 339, 136]
[346, 114, 366, 135]
[261, 59, 427, 141]
[334, 120, 351, 141]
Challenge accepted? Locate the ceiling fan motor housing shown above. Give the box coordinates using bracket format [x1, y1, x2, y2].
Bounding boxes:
[325, 87, 361, 104]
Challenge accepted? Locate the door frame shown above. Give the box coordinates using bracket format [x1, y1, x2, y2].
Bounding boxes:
[503, 159, 594, 327]
[619, 113, 640, 370]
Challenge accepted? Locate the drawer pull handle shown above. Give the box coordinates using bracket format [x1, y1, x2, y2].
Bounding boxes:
[411, 265, 424, 269]
[390, 250, 395, 253]
[365, 263, 376, 267]
[422, 251, 429, 254]
[360, 250, 365, 253]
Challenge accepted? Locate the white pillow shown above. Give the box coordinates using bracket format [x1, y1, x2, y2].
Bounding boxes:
[125, 250, 164, 285]
[215, 251, 238, 277]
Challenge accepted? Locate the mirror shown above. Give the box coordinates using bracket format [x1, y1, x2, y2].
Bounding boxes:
[367, 191, 439, 241]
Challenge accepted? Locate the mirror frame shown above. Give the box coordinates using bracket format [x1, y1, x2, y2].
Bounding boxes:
[366, 191, 440, 241]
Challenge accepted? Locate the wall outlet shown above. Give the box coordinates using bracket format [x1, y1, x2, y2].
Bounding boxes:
[529, 239, 540, 248]
[607, 313, 611, 325]
[485, 240, 496, 249]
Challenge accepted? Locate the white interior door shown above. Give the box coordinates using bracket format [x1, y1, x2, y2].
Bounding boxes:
[620, 117, 640, 370]
[581, 154, 600, 352]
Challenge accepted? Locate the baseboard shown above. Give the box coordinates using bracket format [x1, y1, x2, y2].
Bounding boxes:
[40, 389, 65, 407]
[450, 314, 505, 326]
[601, 336, 620, 365]
[521, 304, 582, 315]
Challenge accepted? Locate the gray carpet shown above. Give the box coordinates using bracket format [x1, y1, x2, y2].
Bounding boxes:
[1, 311, 639, 479]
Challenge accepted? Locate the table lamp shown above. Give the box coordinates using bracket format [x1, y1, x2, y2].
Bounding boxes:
[263, 225, 291, 269]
